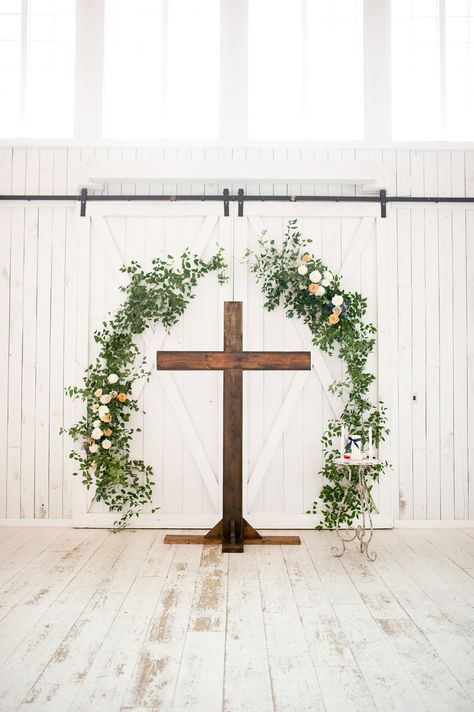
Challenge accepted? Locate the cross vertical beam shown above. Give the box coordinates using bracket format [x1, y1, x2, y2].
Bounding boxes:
[222, 302, 244, 551]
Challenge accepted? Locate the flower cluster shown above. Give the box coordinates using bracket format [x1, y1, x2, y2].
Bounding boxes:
[245, 219, 389, 529]
[63, 246, 228, 528]
[297, 255, 345, 325]
[85, 375, 128, 459]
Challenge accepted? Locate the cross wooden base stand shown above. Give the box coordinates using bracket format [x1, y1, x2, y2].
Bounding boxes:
[157, 302, 311, 553]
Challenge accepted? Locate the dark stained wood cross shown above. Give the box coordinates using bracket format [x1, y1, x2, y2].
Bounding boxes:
[157, 302, 311, 553]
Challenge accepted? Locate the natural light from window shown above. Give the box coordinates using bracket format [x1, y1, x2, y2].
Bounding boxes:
[0, 0, 75, 138]
[248, 0, 363, 139]
[103, 0, 220, 139]
[392, 0, 474, 140]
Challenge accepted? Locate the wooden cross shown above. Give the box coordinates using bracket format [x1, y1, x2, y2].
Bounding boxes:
[157, 302, 311, 553]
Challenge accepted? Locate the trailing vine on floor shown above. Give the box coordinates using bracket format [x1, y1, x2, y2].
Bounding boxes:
[63, 247, 227, 528]
[245, 219, 389, 529]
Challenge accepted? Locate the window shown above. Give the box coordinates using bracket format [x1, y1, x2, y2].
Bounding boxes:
[0, 0, 75, 138]
[445, 0, 474, 139]
[392, 0, 474, 140]
[103, 0, 220, 139]
[248, 0, 363, 139]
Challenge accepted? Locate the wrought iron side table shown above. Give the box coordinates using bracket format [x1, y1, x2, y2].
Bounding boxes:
[331, 459, 380, 562]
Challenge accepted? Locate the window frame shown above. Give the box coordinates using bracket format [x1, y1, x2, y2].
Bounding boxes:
[2, 0, 474, 145]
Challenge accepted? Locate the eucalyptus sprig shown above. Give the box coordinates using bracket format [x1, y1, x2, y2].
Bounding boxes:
[246, 220, 389, 529]
[63, 247, 228, 528]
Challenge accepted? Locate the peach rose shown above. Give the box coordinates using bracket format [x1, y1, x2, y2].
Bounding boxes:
[103, 428, 112, 436]
[308, 283, 319, 293]
[328, 313, 340, 325]
[302, 254, 311, 262]
[101, 413, 112, 423]
[117, 393, 127, 403]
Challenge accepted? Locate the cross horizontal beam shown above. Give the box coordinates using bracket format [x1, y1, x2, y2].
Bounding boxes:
[156, 351, 311, 371]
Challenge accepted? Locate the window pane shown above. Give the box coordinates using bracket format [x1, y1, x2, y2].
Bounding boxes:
[392, 1, 441, 139]
[248, 0, 303, 138]
[446, 3, 474, 138]
[248, 0, 363, 139]
[103, 0, 219, 139]
[306, 0, 363, 139]
[24, 0, 75, 137]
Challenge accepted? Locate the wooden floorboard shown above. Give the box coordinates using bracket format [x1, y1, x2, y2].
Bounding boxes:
[0, 527, 473, 712]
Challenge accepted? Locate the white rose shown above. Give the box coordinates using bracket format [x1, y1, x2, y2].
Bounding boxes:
[93, 420, 100, 428]
[309, 269, 321, 283]
[89, 443, 99, 453]
[91, 427, 103, 440]
[297, 265, 308, 276]
[94, 388, 102, 397]
[98, 405, 109, 417]
[107, 374, 119, 384]
[102, 439, 111, 450]
[100, 394, 112, 404]
[92, 403, 99, 413]
[321, 278, 330, 287]
[332, 294, 344, 307]
[323, 271, 333, 282]
[317, 286, 326, 296]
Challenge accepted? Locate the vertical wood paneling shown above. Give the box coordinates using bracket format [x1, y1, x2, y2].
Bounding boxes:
[7, 209, 25, 518]
[467, 210, 474, 520]
[0, 145, 473, 523]
[20, 209, 38, 518]
[452, 210, 468, 518]
[49, 209, 67, 517]
[34, 209, 53, 518]
[425, 210, 440, 519]
[438, 210, 455, 519]
[0, 209, 11, 518]
[397, 209, 413, 519]
[411, 210, 426, 518]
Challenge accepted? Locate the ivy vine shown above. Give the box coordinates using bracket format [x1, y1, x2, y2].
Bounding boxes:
[245, 219, 389, 529]
[63, 247, 227, 528]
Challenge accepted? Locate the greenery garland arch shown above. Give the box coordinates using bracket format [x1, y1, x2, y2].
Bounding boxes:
[65, 220, 388, 529]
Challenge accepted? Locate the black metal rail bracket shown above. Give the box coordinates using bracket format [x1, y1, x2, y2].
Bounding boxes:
[80, 188, 88, 217]
[238, 188, 244, 217]
[223, 188, 230, 217]
[380, 189, 387, 218]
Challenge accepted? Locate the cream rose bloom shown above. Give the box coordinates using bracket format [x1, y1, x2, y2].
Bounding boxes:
[107, 374, 119, 384]
[323, 271, 334, 282]
[297, 265, 308, 276]
[93, 420, 100, 428]
[102, 439, 112, 450]
[91, 427, 103, 440]
[309, 269, 321, 283]
[94, 388, 102, 397]
[98, 405, 109, 417]
[100, 394, 112, 404]
[321, 278, 330, 287]
[332, 294, 344, 307]
[89, 443, 99, 453]
[92, 403, 99, 413]
[316, 285, 326, 296]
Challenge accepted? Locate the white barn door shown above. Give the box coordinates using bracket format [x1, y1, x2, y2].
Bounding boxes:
[73, 203, 232, 527]
[237, 204, 394, 529]
[73, 202, 394, 528]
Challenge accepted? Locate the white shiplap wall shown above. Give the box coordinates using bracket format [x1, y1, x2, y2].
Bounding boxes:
[0, 144, 473, 523]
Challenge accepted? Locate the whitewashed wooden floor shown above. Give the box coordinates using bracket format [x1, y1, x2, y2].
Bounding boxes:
[0, 528, 474, 712]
